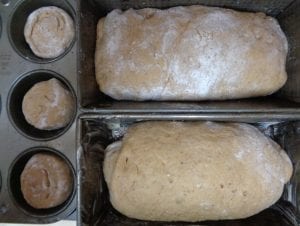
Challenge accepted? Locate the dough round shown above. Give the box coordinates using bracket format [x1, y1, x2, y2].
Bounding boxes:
[104, 121, 293, 222]
[24, 6, 75, 58]
[21, 153, 73, 209]
[22, 78, 75, 130]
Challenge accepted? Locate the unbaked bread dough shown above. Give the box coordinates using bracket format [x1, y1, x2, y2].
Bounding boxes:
[95, 5, 288, 101]
[21, 153, 73, 209]
[24, 6, 75, 58]
[104, 121, 293, 222]
[22, 78, 75, 130]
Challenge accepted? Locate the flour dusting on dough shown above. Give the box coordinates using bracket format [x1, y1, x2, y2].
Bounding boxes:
[95, 5, 288, 100]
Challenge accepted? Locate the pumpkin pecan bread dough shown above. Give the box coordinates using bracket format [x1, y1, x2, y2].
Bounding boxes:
[22, 78, 75, 130]
[24, 6, 75, 58]
[21, 153, 73, 209]
[103, 121, 293, 222]
[95, 5, 288, 100]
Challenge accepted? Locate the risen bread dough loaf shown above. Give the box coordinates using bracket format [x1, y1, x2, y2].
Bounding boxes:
[104, 121, 293, 222]
[22, 78, 75, 130]
[24, 6, 75, 58]
[21, 153, 73, 209]
[95, 6, 288, 101]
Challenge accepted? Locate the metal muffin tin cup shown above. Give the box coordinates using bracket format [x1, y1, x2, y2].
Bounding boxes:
[8, 0, 76, 64]
[0, 0, 78, 223]
[8, 146, 76, 218]
[7, 69, 77, 141]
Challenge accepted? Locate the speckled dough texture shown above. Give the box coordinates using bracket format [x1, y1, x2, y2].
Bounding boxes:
[22, 78, 75, 130]
[104, 121, 293, 222]
[95, 5, 288, 101]
[24, 6, 75, 58]
[21, 153, 73, 209]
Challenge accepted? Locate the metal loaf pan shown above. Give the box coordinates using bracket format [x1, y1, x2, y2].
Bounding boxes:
[0, 0, 78, 223]
[77, 113, 300, 226]
[79, 0, 300, 115]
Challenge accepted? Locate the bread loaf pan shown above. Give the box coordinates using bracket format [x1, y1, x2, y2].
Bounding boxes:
[77, 113, 300, 226]
[79, 0, 300, 114]
[0, 0, 78, 223]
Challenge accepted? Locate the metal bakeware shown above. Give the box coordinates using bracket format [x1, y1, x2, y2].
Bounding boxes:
[0, 0, 78, 223]
[1, 0, 300, 224]
[79, 0, 300, 114]
[77, 113, 300, 226]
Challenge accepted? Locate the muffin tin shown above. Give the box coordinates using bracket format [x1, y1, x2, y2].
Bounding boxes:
[0, 0, 77, 223]
[1, 0, 300, 224]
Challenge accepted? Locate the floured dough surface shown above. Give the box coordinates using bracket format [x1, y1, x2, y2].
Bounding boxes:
[96, 5, 288, 101]
[24, 6, 75, 58]
[21, 153, 73, 209]
[104, 121, 293, 222]
[22, 78, 75, 130]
